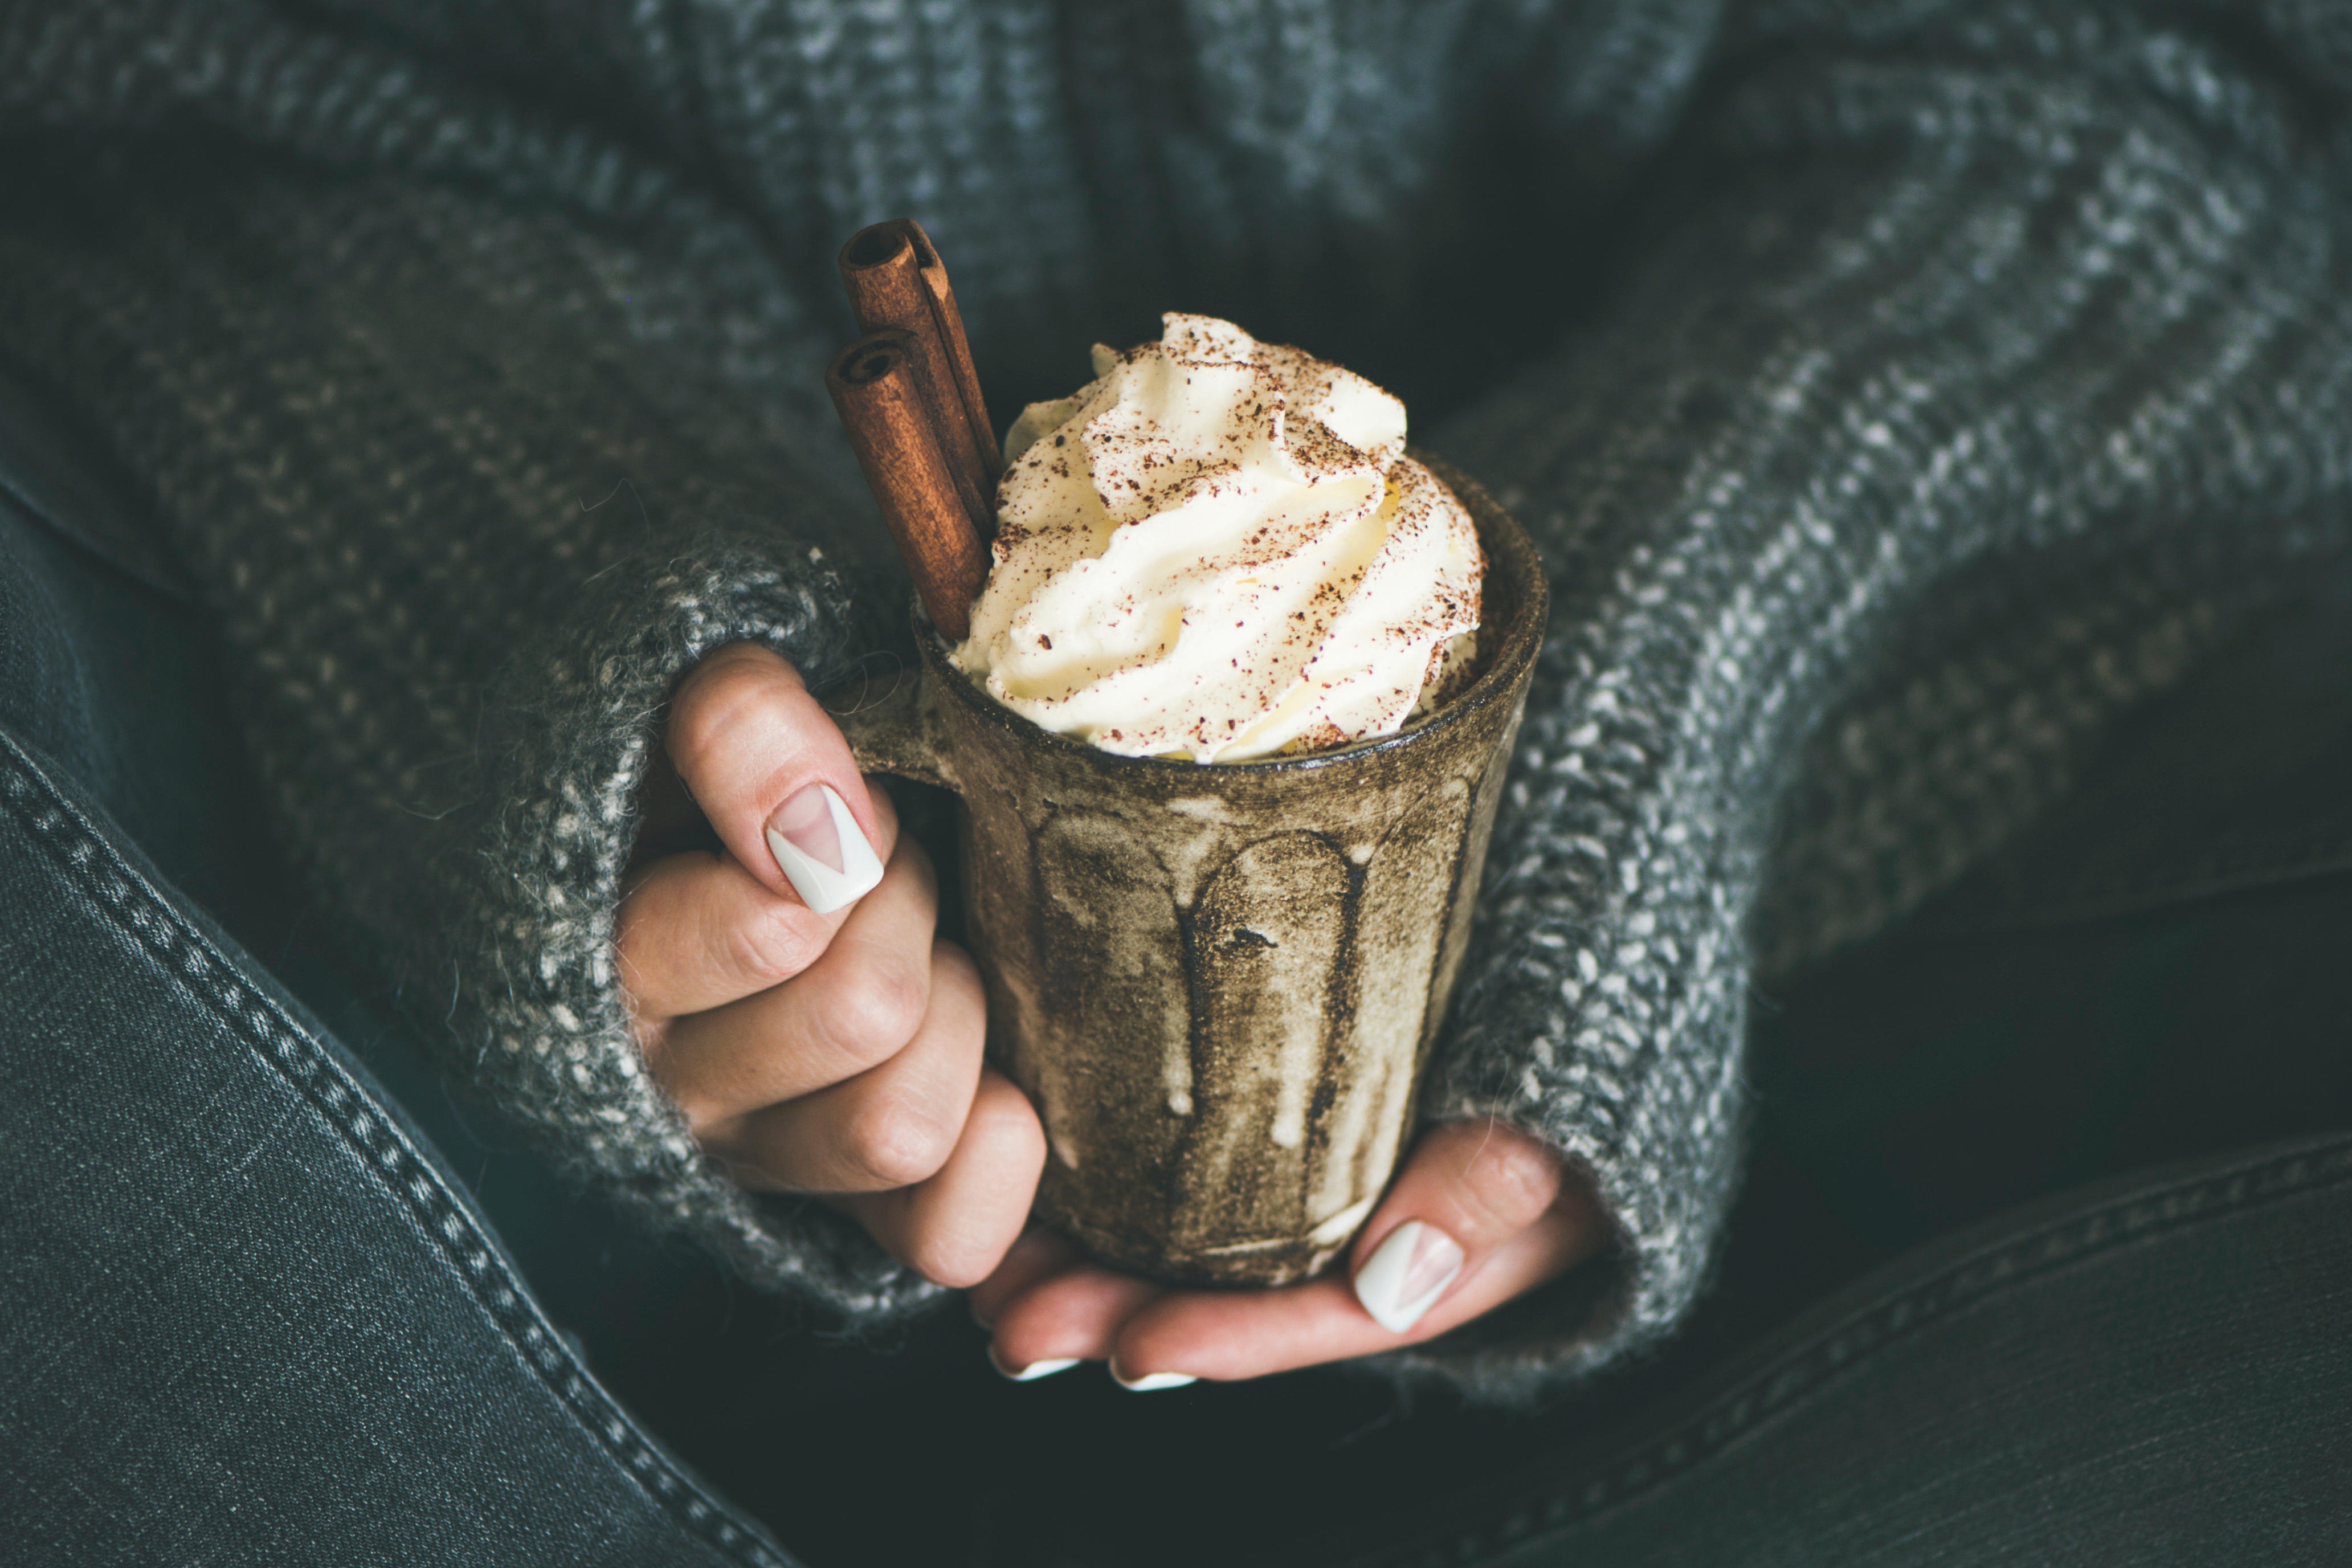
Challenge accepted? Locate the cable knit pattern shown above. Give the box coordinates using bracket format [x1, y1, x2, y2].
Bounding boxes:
[2, 0, 2350, 1399]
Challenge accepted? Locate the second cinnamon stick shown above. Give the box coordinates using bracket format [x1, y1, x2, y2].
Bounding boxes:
[900, 219, 1001, 483]
[838, 220, 996, 534]
[826, 330, 987, 643]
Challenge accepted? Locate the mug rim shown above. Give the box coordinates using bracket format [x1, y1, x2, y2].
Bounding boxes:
[911, 449, 1548, 775]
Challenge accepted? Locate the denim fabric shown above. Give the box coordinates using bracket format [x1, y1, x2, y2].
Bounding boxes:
[1325, 1133, 2352, 1567]
[0, 482, 789, 1562]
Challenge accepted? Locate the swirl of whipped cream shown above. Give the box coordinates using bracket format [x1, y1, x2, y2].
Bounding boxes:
[950, 313, 1483, 762]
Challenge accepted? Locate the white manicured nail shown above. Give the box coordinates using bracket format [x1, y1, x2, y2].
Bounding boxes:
[1110, 1360, 1196, 1392]
[766, 783, 884, 913]
[1353, 1220, 1465, 1335]
[989, 1348, 1080, 1382]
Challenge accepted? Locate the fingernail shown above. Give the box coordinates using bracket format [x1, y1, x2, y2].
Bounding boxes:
[988, 1346, 1080, 1383]
[766, 782, 884, 913]
[1353, 1220, 1465, 1336]
[1109, 1359, 1196, 1393]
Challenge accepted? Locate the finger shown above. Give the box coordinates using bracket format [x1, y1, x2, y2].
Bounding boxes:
[987, 1257, 1166, 1378]
[1101, 1122, 1600, 1386]
[1109, 1197, 1598, 1384]
[667, 642, 894, 913]
[709, 943, 987, 1193]
[968, 1227, 1083, 1329]
[617, 785, 903, 1020]
[1346, 1119, 1570, 1335]
[984, 1125, 1592, 1389]
[652, 835, 937, 1128]
[839, 1068, 1048, 1288]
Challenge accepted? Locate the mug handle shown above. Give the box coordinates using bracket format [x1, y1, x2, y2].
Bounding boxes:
[826, 663, 961, 791]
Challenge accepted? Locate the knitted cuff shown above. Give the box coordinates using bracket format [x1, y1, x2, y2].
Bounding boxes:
[434, 530, 941, 1324]
[1351, 814, 1752, 1404]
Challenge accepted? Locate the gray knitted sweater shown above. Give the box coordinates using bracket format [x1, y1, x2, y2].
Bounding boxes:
[3, 0, 2349, 1403]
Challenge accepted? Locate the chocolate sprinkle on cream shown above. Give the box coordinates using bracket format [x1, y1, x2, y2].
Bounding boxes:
[952, 313, 1484, 762]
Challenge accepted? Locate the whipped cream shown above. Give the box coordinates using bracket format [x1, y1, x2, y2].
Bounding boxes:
[950, 314, 1483, 762]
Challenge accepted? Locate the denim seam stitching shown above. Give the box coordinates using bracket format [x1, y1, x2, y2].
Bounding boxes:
[1391, 1134, 2352, 1566]
[0, 734, 789, 1568]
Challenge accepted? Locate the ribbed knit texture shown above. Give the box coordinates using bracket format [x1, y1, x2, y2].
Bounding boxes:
[3, 0, 2349, 1400]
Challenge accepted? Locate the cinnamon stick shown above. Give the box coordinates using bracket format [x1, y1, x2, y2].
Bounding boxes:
[838, 220, 996, 533]
[899, 219, 1002, 483]
[826, 330, 988, 642]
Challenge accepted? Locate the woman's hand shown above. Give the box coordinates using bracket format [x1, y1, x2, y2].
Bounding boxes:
[972, 1120, 1604, 1386]
[616, 642, 1046, 1288]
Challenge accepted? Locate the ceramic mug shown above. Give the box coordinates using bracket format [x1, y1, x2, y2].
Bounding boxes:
[832, 455, 1546, 1286]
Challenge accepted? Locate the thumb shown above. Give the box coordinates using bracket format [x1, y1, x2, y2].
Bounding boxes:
[1348, 1118, 1579, 1336]
[665, 641, 892, 914]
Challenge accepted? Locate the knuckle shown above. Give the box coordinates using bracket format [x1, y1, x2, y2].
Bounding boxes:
[842, 1094, 958, 1189]
[722, 902, 825, 990]
[669, 647, 796, 773]
[1457, 1125, 1563, 1234]
[817, 954, 930, 1067]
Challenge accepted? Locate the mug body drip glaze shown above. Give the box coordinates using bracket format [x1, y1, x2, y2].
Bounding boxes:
[835, 455, 1546, 1286]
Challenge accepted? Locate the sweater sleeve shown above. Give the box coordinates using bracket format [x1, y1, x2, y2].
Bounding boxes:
[1370, 3, 2352, 1400]
[0, 123, 950, 1317]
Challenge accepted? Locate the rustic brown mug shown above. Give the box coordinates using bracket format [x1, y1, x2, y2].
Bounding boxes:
[832, 455, 1545, 1286]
